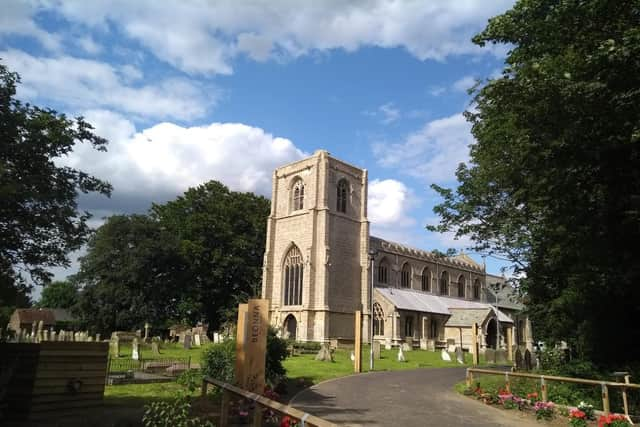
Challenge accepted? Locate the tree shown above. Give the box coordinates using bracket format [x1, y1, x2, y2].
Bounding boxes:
[75, 182, 270, 334]
[151, 181, 270, 329]
[429, 0, 640, 365]
[0, 62, 112, 292]
[37, 280, 79, 309]
[75, 215, 187, 334]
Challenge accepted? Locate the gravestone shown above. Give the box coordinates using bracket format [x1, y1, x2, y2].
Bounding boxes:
[447, 338, 456, 353]
[151, 339, 161, 356]
[314, 344, 334, 362]
[96, 333, 101, 341]
[455, 346, 464, 364]
[144, 322, 150, 342]
[401, 342, 412, 352]
[50, 331, 56, 342]
[485, 348, 496, 364]
[193, 334, 201, 347]
[515, 348, 523, 369]
[397, 346, 406, 362]
[384, 338, 392, 350]
[496, 349, 508, 364]
[405, 337, 414, 349]
[524, 349, 532, 371]
[420, 338, 428, 350]
[42, 330, 48, 342]
[441, 348, 452, 362]
[373, 341, 381, 359]
[36, 320, 44, 342]
[213, 332, 220, 343]
[183, 334, 192, 349]
[110, 336, 120, 358]
[132, 338, 140, 360]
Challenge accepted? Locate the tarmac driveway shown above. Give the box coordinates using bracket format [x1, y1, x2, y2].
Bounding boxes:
[290, 367, 540, 426]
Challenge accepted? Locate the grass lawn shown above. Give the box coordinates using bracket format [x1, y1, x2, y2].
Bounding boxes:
[115, 342, 214, 365]
[283, 345, 479, 384]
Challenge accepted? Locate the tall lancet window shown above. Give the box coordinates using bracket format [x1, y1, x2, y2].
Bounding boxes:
[283, 245, 303, 306]
[293, 180, 305, 211]
[337, 179, 348, 213]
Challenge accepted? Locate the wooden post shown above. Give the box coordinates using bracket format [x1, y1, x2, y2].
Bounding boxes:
[235, 303, 249, 389]
[354, 310, 362, 373]
[601, 383, 610, 415]
[505, 372, 511, 393]
[471, 323, 479, 366]
[506, 326, 513, 362]
[245, 299, 269, 394]
[622, 374, 631, 419]
[220, 389, 231, 427]
[466, 369, 472, 388]
[252, 404, 263, 427]
[541, 376, 548, 402]
[201, 379, 208, 396]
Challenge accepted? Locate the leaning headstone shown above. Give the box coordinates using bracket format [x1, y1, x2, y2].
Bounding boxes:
[397, 346, 406, 362]
[384, 338, 392, 350]
[110, 336, 120, 358]
[373, 341, 381, 359]
[455, 346, 464, 364]
[515, 348, 523, 369]
[132, 338, 140, 360]
[183, 334, 192, 349]
[315, 344, 334, 362]
[485, 348, 496, 364]
[193, 334, 201, 347]
[441, 348, 452, 362]
[524, 349, 532, 371]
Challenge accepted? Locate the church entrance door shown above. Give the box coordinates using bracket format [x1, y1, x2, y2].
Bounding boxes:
[284, 314, 297, 340]
[486, 318, 497, 349]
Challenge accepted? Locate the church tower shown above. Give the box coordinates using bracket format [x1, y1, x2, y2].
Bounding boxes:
[261, 150, 370, 342]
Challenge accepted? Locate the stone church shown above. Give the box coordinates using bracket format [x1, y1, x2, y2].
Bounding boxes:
[261, 150, 532, 353]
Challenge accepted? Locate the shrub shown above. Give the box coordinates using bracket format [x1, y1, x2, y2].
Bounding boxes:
[142, 394, 213, 427]
[201, 327, 288, 387]
[177, 370, 203, 393]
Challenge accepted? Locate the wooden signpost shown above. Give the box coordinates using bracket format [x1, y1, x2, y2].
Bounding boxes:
[354, 310, 362, 373]
[235, 299, 269, 394]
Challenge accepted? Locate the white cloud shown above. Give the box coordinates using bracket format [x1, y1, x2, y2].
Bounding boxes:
[452, 75, 477, 93]
[368, 179, 415, 227]
[77, 36, 102, 55]
[373, 113, 473, 184]
[379, 103, 400, 124]
[8, 0, 515, 75]
[1, 49, 213, 120]
[428, 86, 447, 97]
[0, 0, 61, 51]
[59, 114, 307, 202]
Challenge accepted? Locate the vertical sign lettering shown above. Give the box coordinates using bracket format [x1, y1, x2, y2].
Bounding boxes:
[245, 299, 268, 393]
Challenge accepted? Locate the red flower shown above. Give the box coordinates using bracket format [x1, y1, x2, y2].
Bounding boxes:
[570, 408, 586, 419]
[281, 416, 292, 427]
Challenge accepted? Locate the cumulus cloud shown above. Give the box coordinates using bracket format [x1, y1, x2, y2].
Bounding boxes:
[368, 179, 415, 226]
[6, 0, 514, 75]
[58, 113, 307, 215]
[373, 113, 473, 184]
[1, 49, 213, 121]
[452, 75, 478, 93]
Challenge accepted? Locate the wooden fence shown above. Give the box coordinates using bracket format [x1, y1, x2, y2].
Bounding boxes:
[202, 377, 338, 427]
[466, 367, 640, 420]
[0, 341, 109, 422]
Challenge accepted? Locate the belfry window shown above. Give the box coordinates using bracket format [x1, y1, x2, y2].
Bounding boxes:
[337, 179, 348, 213]
[440, 271, 449, 296]
[377, 260, 388, 284]
[283, 246, 303, 305]
[458, 275, 466, 298]
[421, 268, 430, 292]
[373, 303, 384, 336]
[292, 180, 305, 211]
[401, 263, 411, 288]
[473, 279, 481, 300]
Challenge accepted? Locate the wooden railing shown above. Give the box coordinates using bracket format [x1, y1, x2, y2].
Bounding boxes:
[466, 368, 640, 420]
[201, 377, 338, 427]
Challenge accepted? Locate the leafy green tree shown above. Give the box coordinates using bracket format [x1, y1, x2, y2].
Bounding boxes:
[0, 63, 112, 291]
[429, 0, 640, 365]
[75, 215, 187, 334]
[151, 181, 270, 329]
[37, 280, 78, 309]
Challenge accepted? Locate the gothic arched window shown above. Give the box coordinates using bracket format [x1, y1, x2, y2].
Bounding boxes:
[377, 259, 389, 284]
[401, 263, 411, 288]
[292, 179, 305, 211]
[337, 179, 348, 213]
[373, 303, 384, 336]
[440, 271, 449, 296]
[283, 246, 303, 305]
[421, 268, 430, 292]
[458, 275, 466, 298]
[473, 279, 481, 300]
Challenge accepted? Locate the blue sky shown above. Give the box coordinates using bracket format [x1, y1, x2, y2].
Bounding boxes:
[1, 0, 517, 284]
